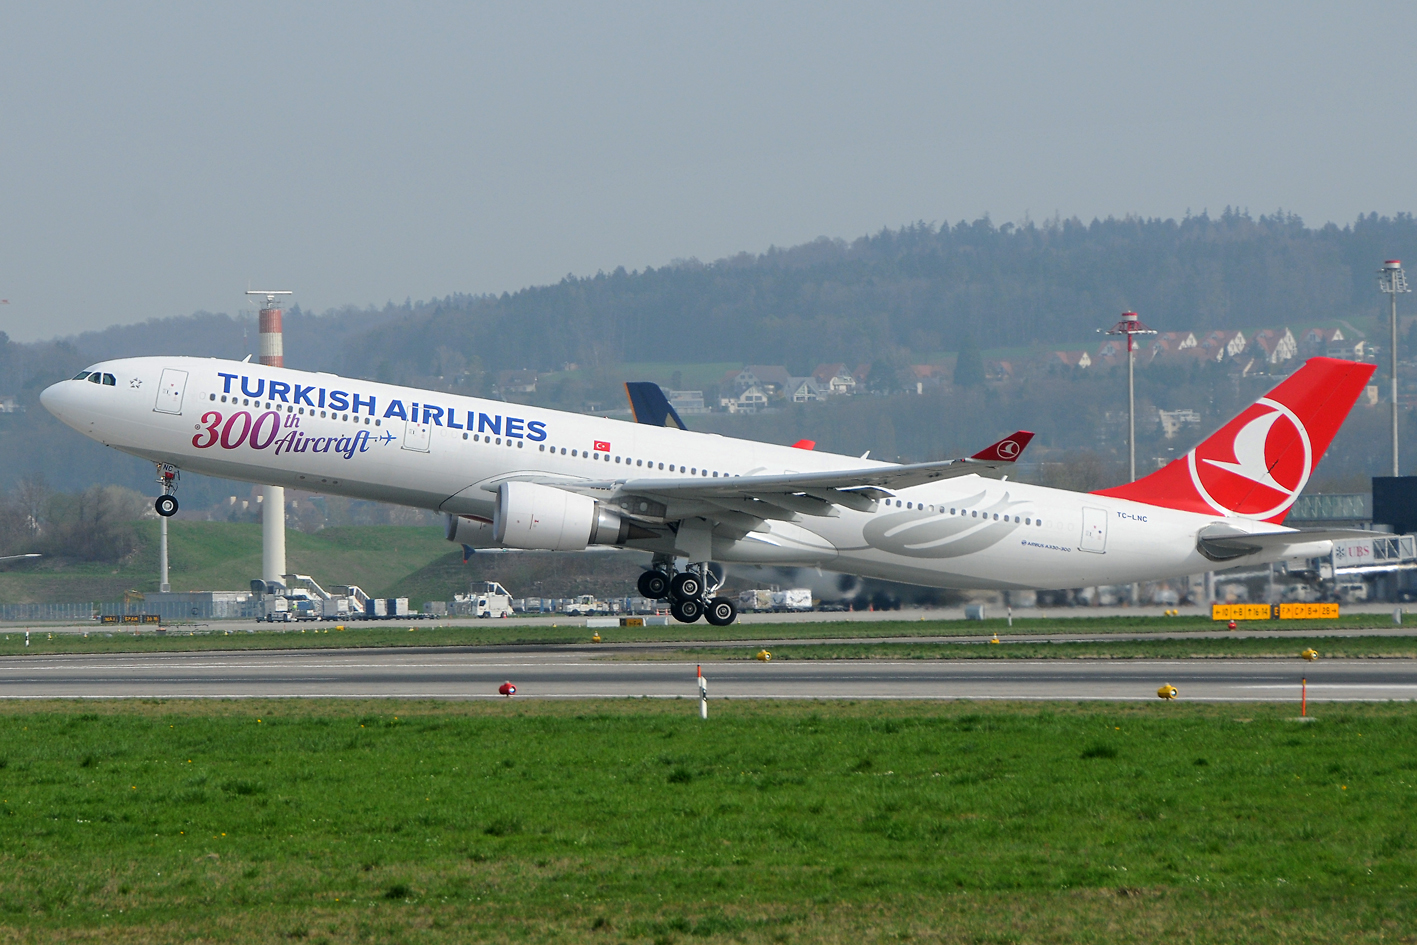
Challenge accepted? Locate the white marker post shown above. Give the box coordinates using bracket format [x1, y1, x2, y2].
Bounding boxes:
[697, 664, 708, 719]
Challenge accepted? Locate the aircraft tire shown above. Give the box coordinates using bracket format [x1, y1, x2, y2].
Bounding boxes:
[155, 495, 178, 517]
[669, 572, 702, 601]
[704, 597, 737, 626]
[670, 598, 703, 623]
[637, 570, 670, 599]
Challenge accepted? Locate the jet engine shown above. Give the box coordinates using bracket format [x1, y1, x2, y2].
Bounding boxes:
[492, 481, 645, 551]
[443, 513, 500, 549]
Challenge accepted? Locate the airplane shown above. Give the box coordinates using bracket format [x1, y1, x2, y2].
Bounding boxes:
[40, 355, 1374, 625]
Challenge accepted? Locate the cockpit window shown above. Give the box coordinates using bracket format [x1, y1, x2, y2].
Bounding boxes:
[102, 373, 116, 386]
[72, 372, 91, 381]
[88, 373, 101, 384]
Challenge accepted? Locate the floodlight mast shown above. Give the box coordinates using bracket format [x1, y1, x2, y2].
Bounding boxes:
[1105, 312, 1157, 482]
[1379, 261, 1408, 477]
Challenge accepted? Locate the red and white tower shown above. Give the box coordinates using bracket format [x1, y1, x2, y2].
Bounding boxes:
[247, 290, 293, 586]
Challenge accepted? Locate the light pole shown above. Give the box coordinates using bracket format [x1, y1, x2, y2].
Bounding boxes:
[1106, 311, 1157, 481]
[1379, 261, 1409, 477]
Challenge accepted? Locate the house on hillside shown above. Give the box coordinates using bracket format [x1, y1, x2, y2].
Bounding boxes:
[1095, 338, 1129, 367]
[721, 385, 769, 414]
[1197, 330, 1247, 361]
[1248, 328, 1298, 365]
[984, 360, 1015, 382]
[1158, 408, 1202, 439]
[787, 378, 825, 403]
[1152, 331, 1198, 355]
[1048, 350, 1092, 370]
[1329, 337, 1373, 361]
[496, 369, 538, 393]
[812, 363, 857, 395]
[1301, 327, 1344, 356]
[668, 390, 708, 414]
[734, 366, 792, 397]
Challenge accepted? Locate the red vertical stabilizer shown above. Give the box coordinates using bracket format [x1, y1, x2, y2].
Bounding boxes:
[1093, 357, 1375, 523]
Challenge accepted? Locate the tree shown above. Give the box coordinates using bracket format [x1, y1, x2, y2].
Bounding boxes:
[953, 333, 985, 388]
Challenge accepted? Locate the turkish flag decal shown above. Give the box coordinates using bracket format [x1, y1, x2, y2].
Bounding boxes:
[594, 440, 611, 452]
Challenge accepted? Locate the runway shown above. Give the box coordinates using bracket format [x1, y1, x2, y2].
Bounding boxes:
[1, 646, 1414, 701]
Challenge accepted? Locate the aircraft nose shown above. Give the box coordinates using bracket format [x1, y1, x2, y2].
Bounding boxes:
[40, 379, 77, 423]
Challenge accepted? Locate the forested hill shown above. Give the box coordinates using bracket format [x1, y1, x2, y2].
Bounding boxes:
[339, 211, 1417, 381]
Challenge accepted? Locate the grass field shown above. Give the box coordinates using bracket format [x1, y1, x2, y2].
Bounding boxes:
[1, 613, 1414, 657]
[5, 628, 1417, 663]
[662, 635, 1417, 661]
[0, 700, 1412, 943]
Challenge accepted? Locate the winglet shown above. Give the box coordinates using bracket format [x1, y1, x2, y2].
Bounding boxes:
[969, 431, 1033, 463]
[625, 382, 688, 430]
[792, 439, 816, 450]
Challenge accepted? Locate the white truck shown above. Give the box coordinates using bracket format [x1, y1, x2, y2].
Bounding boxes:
[563, 595, 607, 617]
[474, 581, 514, 618]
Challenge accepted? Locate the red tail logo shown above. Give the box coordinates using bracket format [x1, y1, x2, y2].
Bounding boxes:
[1095, 357, 1375, 522]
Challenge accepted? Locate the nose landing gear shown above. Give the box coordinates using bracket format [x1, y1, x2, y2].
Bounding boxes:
[154, 464, 180, 517]
[638, 558, 738, 625]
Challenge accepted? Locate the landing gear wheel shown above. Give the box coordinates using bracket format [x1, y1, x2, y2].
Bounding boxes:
[670, 571, 703, 602]
[704, 596, 737, 626]
[155, 495, 178, 517]
[637, 570, 670, 599]
[670, 598, 703, 623]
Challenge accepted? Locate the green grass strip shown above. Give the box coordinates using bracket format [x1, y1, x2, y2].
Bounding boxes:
[0, 699, 1412, 942]
[1, 612, 1412, 656]
[658, 635, 1417, 661]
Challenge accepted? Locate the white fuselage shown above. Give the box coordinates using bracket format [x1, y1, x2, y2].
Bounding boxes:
[42, 357, 1317, 590]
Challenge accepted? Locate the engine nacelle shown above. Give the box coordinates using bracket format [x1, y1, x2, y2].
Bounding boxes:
[443, 513, 500, 549]
[493, 481, 634, 551]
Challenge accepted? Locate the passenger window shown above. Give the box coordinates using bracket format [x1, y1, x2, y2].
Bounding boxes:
[464, 433, 470, 440]
[209, 393, 216, 401]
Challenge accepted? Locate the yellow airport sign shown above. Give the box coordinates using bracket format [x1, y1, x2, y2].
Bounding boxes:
[1211, 603, 1339, 621]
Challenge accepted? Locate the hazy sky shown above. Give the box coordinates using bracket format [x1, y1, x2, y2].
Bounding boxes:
[3, 1, 1416, 341]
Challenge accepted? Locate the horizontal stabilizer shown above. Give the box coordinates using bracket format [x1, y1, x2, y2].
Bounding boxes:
[625, 382, 687, 430]
[1196, 523, 1376, 562]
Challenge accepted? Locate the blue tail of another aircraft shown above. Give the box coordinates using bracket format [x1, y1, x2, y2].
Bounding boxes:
[625, 382, 688, 430]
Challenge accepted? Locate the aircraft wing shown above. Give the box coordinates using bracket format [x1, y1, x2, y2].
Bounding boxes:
[0, 553, 40, 563]
[513, 431, 1035, 518]
[1196, 524, 1375, 562]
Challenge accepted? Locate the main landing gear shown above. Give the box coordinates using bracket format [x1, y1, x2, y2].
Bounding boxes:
[154, 464, 180, 517]
[638, 559, 737, 625]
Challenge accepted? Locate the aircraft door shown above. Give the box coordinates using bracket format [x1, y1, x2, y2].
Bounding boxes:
[1079, 507, 1108, 554]
[402, 416, 432, 452]
[153, 369, 189, 415]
